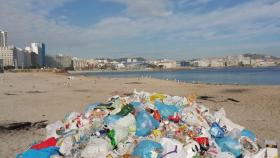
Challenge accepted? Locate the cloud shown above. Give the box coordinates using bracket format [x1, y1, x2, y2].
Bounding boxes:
[0, 0, 279, 58]
[177, 0, 213, 7]
[103, 0, 172, 17]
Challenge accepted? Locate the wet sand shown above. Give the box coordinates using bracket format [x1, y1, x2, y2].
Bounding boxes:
[0, 72, 279, 157]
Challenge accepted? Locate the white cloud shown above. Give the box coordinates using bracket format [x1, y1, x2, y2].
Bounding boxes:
[177, 0, 213, 7]
[0, 0, 279, 58]
[104, 0, 172, 17]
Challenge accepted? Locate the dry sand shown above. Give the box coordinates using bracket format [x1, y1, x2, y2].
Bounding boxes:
[0, 72, 279, 157]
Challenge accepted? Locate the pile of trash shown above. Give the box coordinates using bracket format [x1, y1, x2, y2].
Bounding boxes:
[17, 91, 277, 158]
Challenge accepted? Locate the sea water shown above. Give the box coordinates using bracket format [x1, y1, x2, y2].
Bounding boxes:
[75, 67, 280, 85]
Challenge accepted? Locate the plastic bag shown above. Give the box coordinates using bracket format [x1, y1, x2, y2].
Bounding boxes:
[183, 140, 200, 158]
[81, 138, 111, 158]
[182, 111, 203, 126]
[159, 138, 188, 158]
[16, 147, 60, 158]
[133, 140, 163, 158]
[150, 93, 167, 102]
[227, 128, 241, 140]
[241, 129, 257, 142]
[59, 136, 73, 156]
[46, 121, 63, 139]
[210, 122, 225, 138]
[116, 104, 135, 116]
[112, 113, 136, 129]
[214, 108, 244, 131]
[103, 114, 122, 125]
[155, 101, 178, 119]
[84, 102, 101, 113]
[114, 127, 129, 144]
[240, 136, 259, 156]
[136, 110, 160, 136]
[215, 136, 242, 158]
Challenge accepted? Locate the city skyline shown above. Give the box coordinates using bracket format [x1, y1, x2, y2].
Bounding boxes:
[0, 0, 280, 60]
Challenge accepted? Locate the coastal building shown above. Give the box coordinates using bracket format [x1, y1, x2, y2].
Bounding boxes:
[72, 57, 88, 70]
[14, 48, 32, 68]
[0, 30, 8, 47]
[226, 56, 239, 67]
[210, 58, 225, 67]
[46, 54, 73, 68]
[193, 58, 211, 67]
[251, 59, 276, 67]
[96, 59, 108, 63]
[127, 58, 132, 63]
[238, 55, 251, 65]
[87, 59, 98, 70]
[31, 42, 46, 67]
[180, 60, 191, 67]
[157, 59, 177, 69]
[0, 46, 16, 67]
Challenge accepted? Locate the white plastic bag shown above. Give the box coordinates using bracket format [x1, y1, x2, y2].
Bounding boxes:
[46, 121, 63, 138]
[214, 108, 244, 131]
[59, 136, 73, 156]
[160, 138, 188, 158]
[81, 138, 111, 158]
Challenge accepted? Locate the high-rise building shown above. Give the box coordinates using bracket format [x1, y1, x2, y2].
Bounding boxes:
[0, 46, 16, 66]
[30, 42, 45, 67]
[46, 54, 73, 68]
[14, 47, 32, 68]
[0, 30, 8, 47]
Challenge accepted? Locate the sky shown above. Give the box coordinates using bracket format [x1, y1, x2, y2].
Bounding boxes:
[0, 0, 280, 60]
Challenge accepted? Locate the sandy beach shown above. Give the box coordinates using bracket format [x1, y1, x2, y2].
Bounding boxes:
[0, 72, 279, 157]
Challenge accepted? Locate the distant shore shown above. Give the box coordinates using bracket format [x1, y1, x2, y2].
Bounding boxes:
[69, 65, 280, 73]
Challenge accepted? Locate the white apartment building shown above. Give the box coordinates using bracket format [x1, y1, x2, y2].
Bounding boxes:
[0, 46, 15, 66]
[238, 55, 251, 65]
[226, 56, 239, 66]
[72, 57, 88, 70]
[210, 58, 225, 67]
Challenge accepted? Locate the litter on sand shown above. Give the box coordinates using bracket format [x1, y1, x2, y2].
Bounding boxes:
[17, 90, 277, 158]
